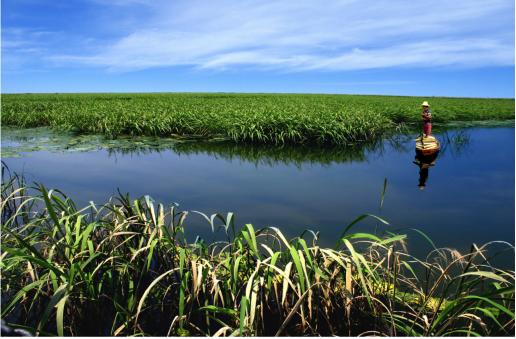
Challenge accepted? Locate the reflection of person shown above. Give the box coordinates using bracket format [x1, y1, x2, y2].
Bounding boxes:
[413, 152, 438, 190]
[421, 101, 432, 137]
[418, 165, 430, 189]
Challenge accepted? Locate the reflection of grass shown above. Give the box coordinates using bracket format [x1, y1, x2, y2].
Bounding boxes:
[171, 140, 380, 167]
[2, 93, 513, 145]
[391, 123, 478, 157]
[2, 169, 515, 336]
[1, 127, 382, 166]
[1, 125, 480, 167]
[1, 127, 180, 158]
[438, 130, 471, 158]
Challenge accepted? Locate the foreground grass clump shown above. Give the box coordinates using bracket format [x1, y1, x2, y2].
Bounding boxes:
[1, 93, 514, 145]
[1, 172, 514, 336]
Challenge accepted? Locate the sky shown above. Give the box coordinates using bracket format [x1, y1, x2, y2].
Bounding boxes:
[2, 0, 515, 97]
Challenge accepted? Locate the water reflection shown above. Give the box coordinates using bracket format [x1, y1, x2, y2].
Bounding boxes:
[2, 126, 514, 266]
[169, 141, 378, 167]
[2, 126, 475, 168]
[439, 130, 471, 158]
[413, 152, 439, 189]
[410, 129, 472, 189]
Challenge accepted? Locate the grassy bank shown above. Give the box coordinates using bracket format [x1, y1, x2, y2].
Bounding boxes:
[1, 93, 514, 145]
[1, 170, 514, 336]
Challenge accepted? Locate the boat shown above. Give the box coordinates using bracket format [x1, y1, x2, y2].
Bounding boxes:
[415, 135, 440, 155]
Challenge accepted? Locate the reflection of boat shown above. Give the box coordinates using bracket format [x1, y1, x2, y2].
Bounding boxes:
[415, 135, 440, 155]
[413, 151, 439, 190]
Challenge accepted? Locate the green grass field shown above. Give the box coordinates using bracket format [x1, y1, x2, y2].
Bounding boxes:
[1, 93, 514, 145]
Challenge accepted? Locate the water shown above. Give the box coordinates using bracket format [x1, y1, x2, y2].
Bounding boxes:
[2, 125, 514, 265]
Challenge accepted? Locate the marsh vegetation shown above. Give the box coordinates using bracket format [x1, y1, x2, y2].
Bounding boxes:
[1, 94, 514, 336]
[1, 167, 514, 336]
[2, 93, 514, 144]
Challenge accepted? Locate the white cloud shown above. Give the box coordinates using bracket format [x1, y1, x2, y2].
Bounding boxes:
[2, 28, 57, 72]
[34, 0, 516, 71]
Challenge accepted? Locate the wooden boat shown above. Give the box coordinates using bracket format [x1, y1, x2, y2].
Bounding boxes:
[415, 135, 440, 155]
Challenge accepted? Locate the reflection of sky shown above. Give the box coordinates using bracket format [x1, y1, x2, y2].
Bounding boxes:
[3, 127, 514, 265]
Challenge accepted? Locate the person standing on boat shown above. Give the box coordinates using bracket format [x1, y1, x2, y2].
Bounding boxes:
[421, 101, 432, 137]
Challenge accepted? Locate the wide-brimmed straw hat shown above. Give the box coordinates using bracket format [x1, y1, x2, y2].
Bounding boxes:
[421, 101, 429, 107]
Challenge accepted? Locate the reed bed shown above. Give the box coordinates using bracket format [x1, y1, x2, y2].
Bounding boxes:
[1, 169, 514, 336]
[2, 93, 514, 145]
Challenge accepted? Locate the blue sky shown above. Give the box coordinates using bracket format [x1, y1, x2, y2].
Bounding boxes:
[2, 0, 515, 97]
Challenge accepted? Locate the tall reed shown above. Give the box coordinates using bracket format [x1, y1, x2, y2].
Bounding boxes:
[2, 93, 514, 145]
[1, 170, 514, 336]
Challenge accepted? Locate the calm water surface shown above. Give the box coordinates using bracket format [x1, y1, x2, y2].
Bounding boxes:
[2, 126, 514, 264]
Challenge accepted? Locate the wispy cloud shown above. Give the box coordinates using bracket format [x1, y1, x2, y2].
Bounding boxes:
[9, 0, 516, 72]
[1, 28, 57, 72]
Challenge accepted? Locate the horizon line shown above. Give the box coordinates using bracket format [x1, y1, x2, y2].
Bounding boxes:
[1, 91, 514, 100]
